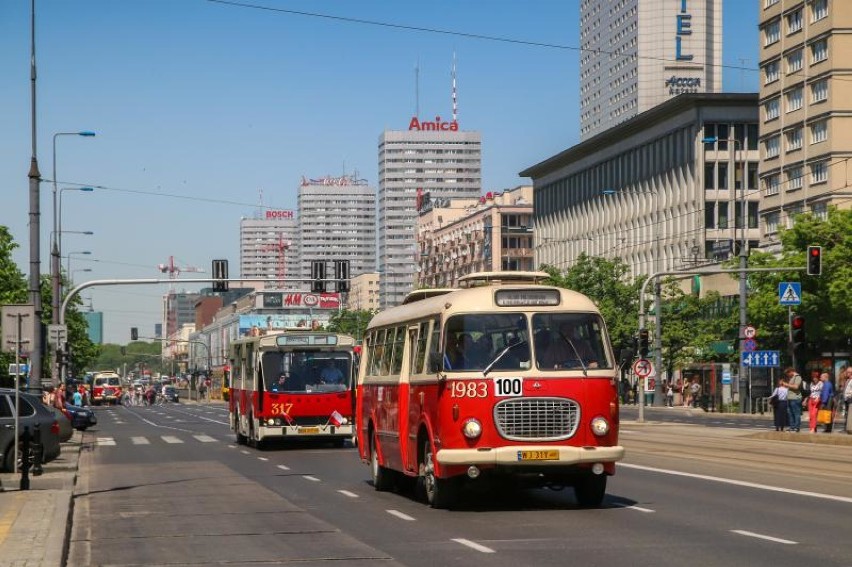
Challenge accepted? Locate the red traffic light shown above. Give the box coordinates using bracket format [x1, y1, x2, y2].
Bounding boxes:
[807, 245, 822, 275]
[791, 315, 805, 329]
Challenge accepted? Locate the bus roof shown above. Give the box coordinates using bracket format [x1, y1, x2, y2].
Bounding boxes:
[367, 283, 601, 331]
[457, 271, 551, 287]
[232, 331, 357, 348]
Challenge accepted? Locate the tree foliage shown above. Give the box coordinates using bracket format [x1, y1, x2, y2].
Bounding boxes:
[325, 309, 376, 341]
[0, 227, 29, 387]
[92, 342, 166, 376]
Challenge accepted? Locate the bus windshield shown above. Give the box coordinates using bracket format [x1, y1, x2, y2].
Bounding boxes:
[261, 350, 351, 393]
[444, 312, 611, 372]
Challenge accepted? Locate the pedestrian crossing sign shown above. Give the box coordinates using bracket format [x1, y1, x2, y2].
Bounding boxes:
[778, 282, 802, 306]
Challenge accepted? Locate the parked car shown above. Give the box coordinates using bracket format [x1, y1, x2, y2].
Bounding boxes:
[49, 405, 73, 442]
[0, 388, 62, 472]
[65, 403, 97, 431]
[163, 386, 179, 403]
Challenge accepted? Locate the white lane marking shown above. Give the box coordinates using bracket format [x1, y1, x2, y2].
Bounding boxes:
[616, 504, 655, 513]
[97, 437, 116, 446]
[303, 475, 321, 482]
[277, 464, 290, 471]
[386, 510, 416, 521]
[161, 436, 183, 444]
[193, 435, 218, 443]
[338, 490, 359, 498]
[114, 421, 125, 425]
[240, 450, 250, 455]
[258, 457, 269, 462]
[731, 530, 797, 545]
[452, 538, 495, 553]
[620, 463, 852, 504]
[131, 437, 150, 445]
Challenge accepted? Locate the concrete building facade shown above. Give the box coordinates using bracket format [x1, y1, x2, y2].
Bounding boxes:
[296, 175, 376, 284]
[416, 186, 534, 289]
[758, 0, 851, 249]
[239, 212, 300, 289]
[345, 273, 380, 311]
[522, 94, 760, 278]
[580, 0, 723, 140]
[378, 119, 482, 308]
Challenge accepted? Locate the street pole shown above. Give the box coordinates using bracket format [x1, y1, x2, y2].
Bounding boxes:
[653, 190, 664, 406]
[736, 139, 749, 414]
[27, 0, 43, 387]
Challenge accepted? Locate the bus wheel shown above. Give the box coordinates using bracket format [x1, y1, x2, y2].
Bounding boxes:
[370, 431, 393, 492]
[234, 415, 247, 445]
[421, 437, 457, 509]
[574, 473, 607, 508]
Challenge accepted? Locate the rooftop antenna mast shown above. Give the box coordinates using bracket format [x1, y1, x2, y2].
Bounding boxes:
[452, 51, 458, 122]
[415, 58, 420, 118]
[256, 188, 264, 219]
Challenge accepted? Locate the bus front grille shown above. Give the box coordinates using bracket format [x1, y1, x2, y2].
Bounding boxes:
[493, 397, 580, 441]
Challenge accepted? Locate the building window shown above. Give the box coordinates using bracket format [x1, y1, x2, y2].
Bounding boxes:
[718, 201, 729, 229]
[787, 166, 803, 190]
[811, 120, 827, 144]
[786, 49, 803, 74]
[705, 202, 716, 229]
[718, 162, 729, 189]
[811, 79, 828, 103]
[763, 20, 781, 46]
[786, 127, 803, 151]
[704, 163, 715, 190]
[765, 211, 780, 234]
[811, 0, 827, 22]
[786, 9, 802, 34]
[811, 39, 828, 64]
[765, 0, 779, 6]
[764, 173, 780, 196]
[811, 161, 828, 184]
[764, 98, 780, 121]
[748, 162, 758, 190]
[785, 86, 803, 112]
[765, 135, 780, 158]
[764, 60, 780, 84]
[812, 201, 828, 220]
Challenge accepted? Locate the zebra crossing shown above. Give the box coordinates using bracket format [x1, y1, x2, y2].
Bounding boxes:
[96, 433, 222, 447]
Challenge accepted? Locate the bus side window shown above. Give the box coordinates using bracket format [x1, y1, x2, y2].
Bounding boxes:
[380, 329, 394, 376]
[411, 321, 429, 375]
[426, 318, 442, 373]
[390, 325, 405, 375]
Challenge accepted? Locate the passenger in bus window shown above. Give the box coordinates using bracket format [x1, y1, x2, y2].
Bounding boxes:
[535, 330, 561, 369]
[555, 322, 599, 369]
[444, 334, 462, 370]
[271, 374, 288, 392]
[320, 359, 344, 384]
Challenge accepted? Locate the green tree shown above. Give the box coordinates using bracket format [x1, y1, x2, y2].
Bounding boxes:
[326, 309, 376, 340]
[0, 227, 29, 387]
[39, 273, 100, 381]
[542, 254, 643, 353]
[93, 342, 166, 376]
[744, 207, 852, 361]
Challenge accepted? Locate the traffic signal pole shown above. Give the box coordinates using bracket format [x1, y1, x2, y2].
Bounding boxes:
[636, 265, 807, 423]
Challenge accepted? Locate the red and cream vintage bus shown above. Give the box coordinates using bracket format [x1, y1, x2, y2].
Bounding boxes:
[356, 272, 624, 509]
[229, 331, 357, 448]
[91, 371, 123, 406]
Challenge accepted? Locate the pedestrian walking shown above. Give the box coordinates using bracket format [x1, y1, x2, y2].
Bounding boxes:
[807, 372, 823, 433]
[781, 367, 803, 432]
[770, 378, 789, 431]
[819, 372, 835, 433]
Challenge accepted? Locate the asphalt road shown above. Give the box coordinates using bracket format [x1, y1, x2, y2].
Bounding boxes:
[67, 402, 852, 567]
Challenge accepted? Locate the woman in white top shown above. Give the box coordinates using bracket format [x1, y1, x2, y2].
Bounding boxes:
[807, 373, 823, 433]
[770, 378, 789, 431]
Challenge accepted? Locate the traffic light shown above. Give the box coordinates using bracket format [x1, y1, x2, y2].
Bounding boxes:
[806, 245, 822, 276]
[638, 328, 650, 358]
[212, 259, 229, 292]
[120, 346, 127, 356]
[131, 327, 138, 341]
[334, 259, 350, 293]
[311, 260, 327, 293]
[791, 315, 806, 354]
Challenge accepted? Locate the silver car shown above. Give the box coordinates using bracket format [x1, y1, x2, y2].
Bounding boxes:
[0, 389, 63, 472]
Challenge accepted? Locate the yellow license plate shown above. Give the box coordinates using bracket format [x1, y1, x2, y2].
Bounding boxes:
[518, 450, 559, 461]
[298, 427, 320, 435]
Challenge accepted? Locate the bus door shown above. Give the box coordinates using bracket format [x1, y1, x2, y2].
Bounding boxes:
[404, 319, 440, 474]
[396, 323, 419, 474]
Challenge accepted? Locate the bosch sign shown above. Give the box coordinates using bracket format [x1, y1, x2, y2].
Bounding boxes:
[265, 210, 294, 219]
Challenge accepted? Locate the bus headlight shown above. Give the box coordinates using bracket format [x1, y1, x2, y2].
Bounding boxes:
[590, 417, 610, 436]
[462, 418, 482, 439]
[267, 418, 276, 426]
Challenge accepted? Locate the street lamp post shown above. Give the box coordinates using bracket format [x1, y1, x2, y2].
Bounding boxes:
[703, 135, 748, 413]
[58, 186, 94, 255]
[70, 268, 92, 285]
[51, 131, 95, 386]
[65, 251, 92, 277]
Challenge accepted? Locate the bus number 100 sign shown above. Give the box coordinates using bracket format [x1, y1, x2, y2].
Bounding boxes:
[449, 377, 524, 398]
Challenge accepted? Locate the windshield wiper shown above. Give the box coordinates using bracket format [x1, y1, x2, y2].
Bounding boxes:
[557, 331, 588, 377]
[482, 339, 526, 377]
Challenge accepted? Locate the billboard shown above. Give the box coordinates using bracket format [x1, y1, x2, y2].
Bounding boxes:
[238, 313, 333, 337]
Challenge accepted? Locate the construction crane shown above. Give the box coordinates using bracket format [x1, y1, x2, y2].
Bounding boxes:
[157, 256, 203, 279]
[258, 234, 291, 287]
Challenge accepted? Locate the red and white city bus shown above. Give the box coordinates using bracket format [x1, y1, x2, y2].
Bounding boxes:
[229, 331, 357, 448]
[356, 272, 624, 509]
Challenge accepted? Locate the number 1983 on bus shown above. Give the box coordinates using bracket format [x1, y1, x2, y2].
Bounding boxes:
[448, 377, 523, 398]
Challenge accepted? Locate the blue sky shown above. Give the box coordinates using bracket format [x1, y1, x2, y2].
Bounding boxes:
[0, 0, 759, 344]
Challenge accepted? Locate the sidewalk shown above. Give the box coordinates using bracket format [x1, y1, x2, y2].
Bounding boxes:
[0, 431, 83, 567]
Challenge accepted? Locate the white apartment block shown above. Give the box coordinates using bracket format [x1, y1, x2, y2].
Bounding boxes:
[239, 213, 300, 290]
[580, 0, 723, 140]
[296, 175, 377, 283]
[378, 120, 481, 308]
